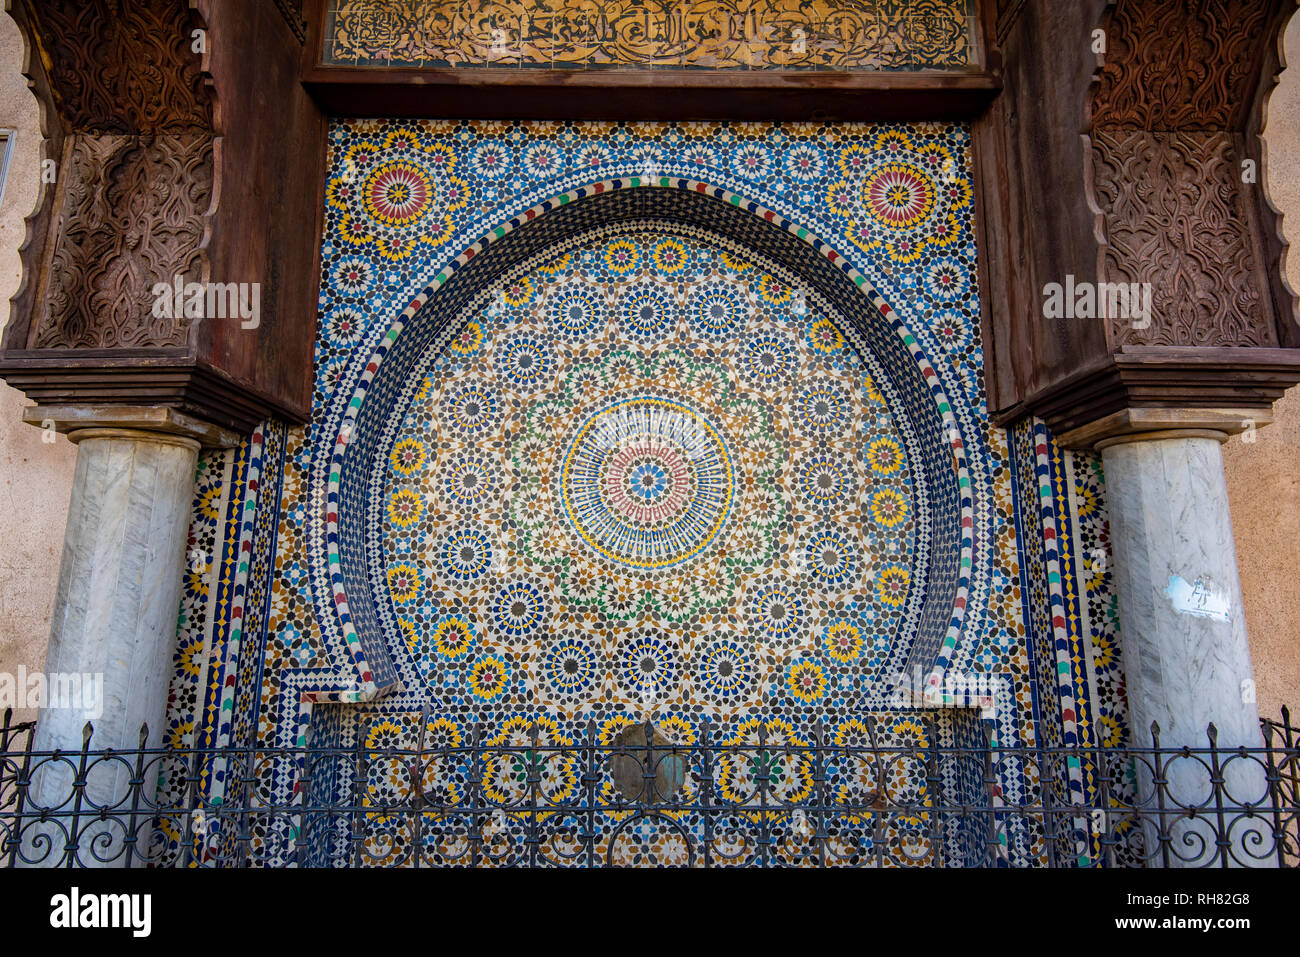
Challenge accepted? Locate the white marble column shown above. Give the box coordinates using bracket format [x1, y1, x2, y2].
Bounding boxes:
[19, 428, 199, 866]
[1099, 431, 1272, 866]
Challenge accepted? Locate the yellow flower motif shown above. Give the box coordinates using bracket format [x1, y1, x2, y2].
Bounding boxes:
[890, 717, 928, 747]
[871, 488, 909, 528]
[442, 174, 469, 212]
[846, 221, 883, 254]
[863, 373, 885, 404]
[198, 483, 222, 521]
[916, 142, 954, 178]
[719, 250, 754, 273]
[826, 180, 855, 217]
[424, 215, 455, 247]
[1092, 633, 1115, 670]
[786, 660, 827, 703]
[876, 565, 911, 608]
[885, 237, 926, 265]
[382, 128, 428, 152]
[604, 239, 639, 274]
[718, 717, 813, 811]
[873, 128, 915, 154]
[599, 714, 636, 744]
[176, 636, 205, 679]
[1098, 713, 1123, 748]
[807, 317, 845, 355]
[413, 377, 433, 402]
[448, 321, 483, 356]
[167, 719, 195, 751]
[823, 621, 862, 663]
[469, 654, 508, 701]
[652, 238, 689, 274]
[658, 715, 697, 745]
[758, 274, 792, 305]
[833, 717, 871, 747]
[390, 438, 427, 476]
[421, 141, 457, 172]
[940, 176, 973, 211]
[424, 716, 461, 748]
[536, 252, 573, 276]
[365, 717, 406, 752]
[387, 563, 421, 603]
[926, 214, 962, 250]
[501, 277, 533, 306]
[866, 437, 903, 475]
[432, 616, 474, 660]
[837, 143, 871, 177]
[1076, 484, 1098, 519]
[386, 488, 422, 528]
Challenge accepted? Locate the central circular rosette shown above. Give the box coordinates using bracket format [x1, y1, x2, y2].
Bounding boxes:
[560, 395, 735, 570]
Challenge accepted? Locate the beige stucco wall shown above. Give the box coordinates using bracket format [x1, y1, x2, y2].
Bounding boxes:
[0, 12, 1295, 729]
[1222, 13, 1300, 726]
[0, 13, 75, 725]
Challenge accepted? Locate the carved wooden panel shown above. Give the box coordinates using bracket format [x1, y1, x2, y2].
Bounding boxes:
[1091, 0, 1272, 130]
[322, 0, 978, 70]
[19, 0, 211, 133]
[32, 134, 213, 350]
[1092, 129, 1273, 348]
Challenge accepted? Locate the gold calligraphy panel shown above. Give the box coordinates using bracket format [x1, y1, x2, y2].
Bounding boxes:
[323, 0, 978, 70]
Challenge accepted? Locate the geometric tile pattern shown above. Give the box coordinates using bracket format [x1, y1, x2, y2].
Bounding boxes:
[155, 120, 1124, 863]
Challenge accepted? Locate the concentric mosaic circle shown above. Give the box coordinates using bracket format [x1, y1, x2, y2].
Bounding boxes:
[559, 395, 735, 570]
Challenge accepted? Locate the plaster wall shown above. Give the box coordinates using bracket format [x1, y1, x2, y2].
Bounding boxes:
[0, 13, 76, 726]
[1221, 13, 1300, 724]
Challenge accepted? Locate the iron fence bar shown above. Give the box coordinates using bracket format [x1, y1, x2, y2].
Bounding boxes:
[1034, 730, 1059, 868]
[526, 721, 541, 868]
[922, 711, 944, 867]
[1149, 722, 1172, 867]
[180, 723, 205, 868]
[582, 719, 597, 868]
[700, 716, 713, 869]
[1261, 717, 1286, 869]
[2, 711, 1299, 868]
[468, 723, 483, 869]
[1095, 746, 1116, 869]
[62, 723, 95, 868]
[3, 711, 35, 869]
[121, 723, 149, 868]
[979, 721, 1000, 867]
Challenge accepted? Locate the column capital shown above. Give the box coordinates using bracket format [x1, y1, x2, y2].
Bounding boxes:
[20, 405, 241, 449]
[1062, 407, 1268, 450]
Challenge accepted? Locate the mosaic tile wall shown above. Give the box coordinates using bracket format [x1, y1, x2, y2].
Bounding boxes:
[161, 120, 1128, 865]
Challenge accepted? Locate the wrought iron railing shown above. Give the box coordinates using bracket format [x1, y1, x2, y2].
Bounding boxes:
[2, 708, 1297, 867]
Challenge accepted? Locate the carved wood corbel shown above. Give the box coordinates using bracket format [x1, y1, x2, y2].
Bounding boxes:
[975, 0, 1300, 447]
[0, 0, 326, 437]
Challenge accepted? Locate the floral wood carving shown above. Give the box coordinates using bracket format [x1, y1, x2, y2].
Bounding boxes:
[1091, 130, 1271, 348]
[12, 0, 217, 351]
[34, 134, 213, 350]
[1090, 0, 1272, 130]
[1085, 0, 1296, 350]
[19, 0, 211, 133]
